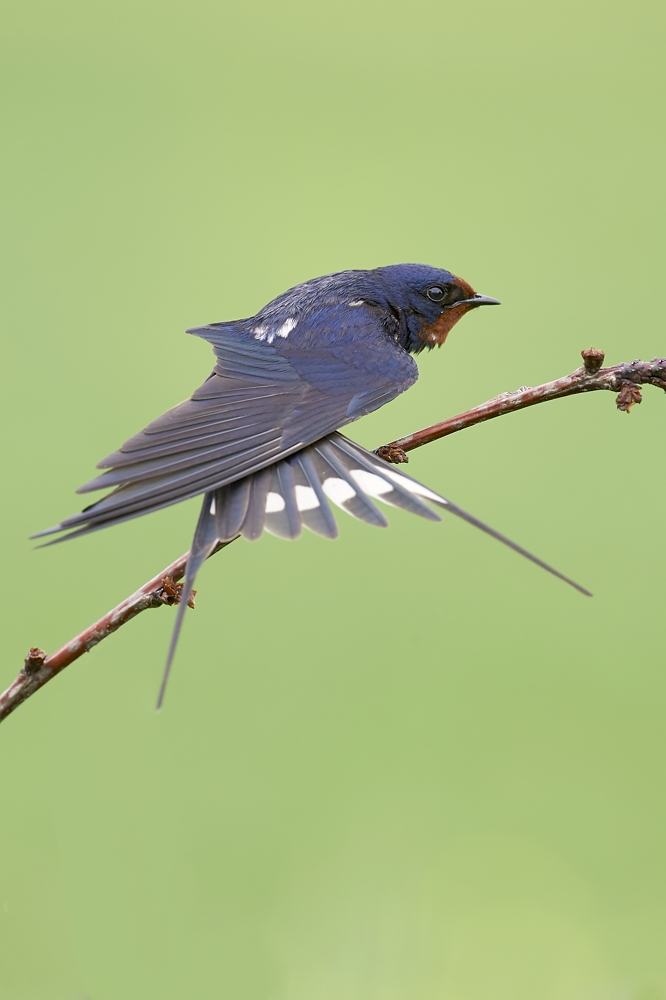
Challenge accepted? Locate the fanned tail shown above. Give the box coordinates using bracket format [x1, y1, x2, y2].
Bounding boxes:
[155, 432, 590, 707]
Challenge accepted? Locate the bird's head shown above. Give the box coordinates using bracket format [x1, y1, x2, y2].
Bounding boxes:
[374, 264, 500, 354]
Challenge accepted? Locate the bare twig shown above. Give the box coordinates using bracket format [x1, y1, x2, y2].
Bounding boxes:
[375, 351, 666, 462]
[3, 350, 665, 724]
[0, 543, 231, 722]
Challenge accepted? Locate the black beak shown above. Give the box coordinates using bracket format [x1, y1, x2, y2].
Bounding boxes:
[445, 293, 501, 310]
[470, 293, 500, 306]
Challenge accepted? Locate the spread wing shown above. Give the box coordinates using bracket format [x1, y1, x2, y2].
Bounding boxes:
[35, 309, 417, 541]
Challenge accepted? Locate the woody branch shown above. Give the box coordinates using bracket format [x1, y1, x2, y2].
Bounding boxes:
[2, 348, 664, 724]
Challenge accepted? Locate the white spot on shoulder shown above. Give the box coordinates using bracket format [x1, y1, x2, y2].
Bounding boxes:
[276, 317, 297, 338]
[295, 485, 320, 510]
[253, 324, 268, 341]
[322, 477, 356, 507]
[349, 299, 365, 307]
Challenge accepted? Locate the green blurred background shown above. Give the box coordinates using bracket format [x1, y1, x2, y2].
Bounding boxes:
[1, 0, 665, 996]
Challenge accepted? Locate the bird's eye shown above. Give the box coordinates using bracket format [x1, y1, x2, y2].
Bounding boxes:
[426, 285, 446, 302]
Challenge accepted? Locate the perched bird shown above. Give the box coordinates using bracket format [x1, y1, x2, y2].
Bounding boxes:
[35, 264, 589, 707]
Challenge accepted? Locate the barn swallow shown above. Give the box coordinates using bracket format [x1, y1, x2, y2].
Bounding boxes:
[34, 264, 590, 707]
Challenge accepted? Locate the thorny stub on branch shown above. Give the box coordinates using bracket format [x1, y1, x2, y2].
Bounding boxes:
[156, 576, 196, 608]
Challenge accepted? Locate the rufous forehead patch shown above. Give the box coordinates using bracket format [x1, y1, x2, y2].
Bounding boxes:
[452, 274, 476, 299]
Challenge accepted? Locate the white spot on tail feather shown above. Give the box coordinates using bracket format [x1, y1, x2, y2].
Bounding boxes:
[349, 469, 393, 497]
[265, 492, 285, 512]
[210, 498, 216, 514]
[253, 325, 268, 341]
[295, 485, 319, 510]
[379, 468, 447, 503]
[322, 477, 356, 507]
